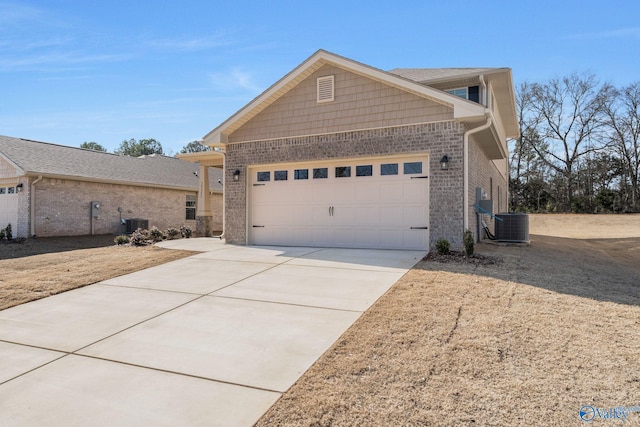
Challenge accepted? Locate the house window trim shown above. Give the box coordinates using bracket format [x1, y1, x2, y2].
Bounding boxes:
[186, 195, 196, 220]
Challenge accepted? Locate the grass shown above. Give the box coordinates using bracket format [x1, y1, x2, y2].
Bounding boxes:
[0, 235, 197, 311]
[256, 229, 640, 425]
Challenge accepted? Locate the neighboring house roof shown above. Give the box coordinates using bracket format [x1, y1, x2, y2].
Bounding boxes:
[203, 49, 498, 146]
[0, 135, 223, 192]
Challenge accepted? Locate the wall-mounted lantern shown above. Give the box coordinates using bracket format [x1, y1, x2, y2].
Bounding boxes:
[233, 169, 241, 182]
[16, 183, 24, 192]
[440, 155, 450, 171]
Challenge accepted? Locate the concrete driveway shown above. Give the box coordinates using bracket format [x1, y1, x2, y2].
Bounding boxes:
[0, 239, 425, 426]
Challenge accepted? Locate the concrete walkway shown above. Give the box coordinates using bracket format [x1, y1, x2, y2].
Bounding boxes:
[0, 239, 425, 426]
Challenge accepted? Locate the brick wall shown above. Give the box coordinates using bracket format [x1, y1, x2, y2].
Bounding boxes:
[32, 178, 199, 237]
[467, 135, 509, 241]
[225, 121, 466, 249]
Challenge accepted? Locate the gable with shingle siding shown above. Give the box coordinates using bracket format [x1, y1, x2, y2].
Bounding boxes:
[229, 64, 453, 143]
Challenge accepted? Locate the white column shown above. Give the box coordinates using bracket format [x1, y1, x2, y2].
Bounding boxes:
[197, 164, 211, 216]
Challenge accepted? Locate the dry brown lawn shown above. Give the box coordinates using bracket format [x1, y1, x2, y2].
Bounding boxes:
[256, 214, 640, 426]
[0, 235, 196, 311]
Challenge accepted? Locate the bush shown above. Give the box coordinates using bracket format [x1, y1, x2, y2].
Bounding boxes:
[165, 227, 180, 240]
[114, 235, 130, 245]
[3, 223, 12, 240]
[435, 239, 450, 255]
[130, 228, 150, 246]
[180, 225, 192, 239]
[149, 226, 166, 242]
[463, 229, 474, 256]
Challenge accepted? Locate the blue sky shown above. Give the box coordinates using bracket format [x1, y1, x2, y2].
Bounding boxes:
[1, 0, 639, 154]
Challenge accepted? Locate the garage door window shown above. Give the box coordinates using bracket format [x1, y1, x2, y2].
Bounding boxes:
[313, 168, 328, 179]
[0, 188, 5, 194]
[381, 163, 398, 175]
[294, 169, 308, 180]
[335, 166, 351, 178]
[7, 187, 14, 194]
[403, 162, 422, 174]
[257, 172, 270, 182]
[356, 165, 373, 177]
[274, 170, 288, 181]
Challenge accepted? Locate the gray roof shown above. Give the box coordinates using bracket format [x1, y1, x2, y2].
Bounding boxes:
[0, 135, 223, 192]
[388, 68, 502, 84]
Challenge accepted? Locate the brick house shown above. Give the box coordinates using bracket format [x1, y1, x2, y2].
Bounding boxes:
[186, 50, 518, 250]
[0, 136, 223, 238]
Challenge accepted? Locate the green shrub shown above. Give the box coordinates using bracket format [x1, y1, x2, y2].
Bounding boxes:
[463, 229, 474, 257]
[435, 238, 450, 255]
[114, 235, 130, 245]
[3, 223, 12, 240]
[0, 229, 4, 240]
[180, 225, 192, 239]
[165, 227, 179, 240]
[149, 226, 166, 242]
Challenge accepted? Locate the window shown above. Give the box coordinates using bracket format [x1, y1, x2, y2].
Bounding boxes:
[403, 162, 422, 174]
[317, 75, 334, 103]
[257, 171, 270, 182]
[294, 169, 308, 180]
[7, 187, 15, 194]
[0, 188, 5, 195]
[313, 168, 328, 179]
[381, 163, 398, 175]
[356, 165, 373, 177]
[335, 166, 351, 178]
[446, 85, 480, 103]
[186, 195, 196, 220]
[274, 170, 288, 181]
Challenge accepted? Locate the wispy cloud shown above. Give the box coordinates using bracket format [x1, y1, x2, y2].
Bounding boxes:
[0, 51, 131, 72]
[209, 68, 263, 93]
[566, 27, 640, 40]
[148, 34, 232, 52]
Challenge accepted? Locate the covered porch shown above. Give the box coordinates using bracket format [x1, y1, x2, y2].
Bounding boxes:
[176, 151, 224, 237]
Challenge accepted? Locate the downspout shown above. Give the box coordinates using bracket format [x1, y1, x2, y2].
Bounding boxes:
[30, 175, 43, 237]
[463, 116, 492, 232]
[213, 149, 226, 240]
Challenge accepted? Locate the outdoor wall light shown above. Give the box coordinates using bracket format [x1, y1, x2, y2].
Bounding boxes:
[233, 169, 241, 182]
[16, 183, 24, 192]
[440, 155, 450, 171]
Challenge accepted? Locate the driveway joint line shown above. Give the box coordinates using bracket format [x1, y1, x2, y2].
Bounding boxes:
[72, 352, 284, 394]
[203, 294, 365, 313]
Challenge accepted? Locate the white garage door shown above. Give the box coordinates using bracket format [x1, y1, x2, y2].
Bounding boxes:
[0, 183, 19, 232]
[249, 155, 429, 250]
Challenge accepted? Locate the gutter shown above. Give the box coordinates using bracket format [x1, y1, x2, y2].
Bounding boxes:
[30, 175, 43, 237]
[463, 115, 492, 232]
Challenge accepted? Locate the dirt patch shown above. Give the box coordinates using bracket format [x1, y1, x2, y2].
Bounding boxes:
[256, 215, 640, 426]
[0, 235, 197, 311]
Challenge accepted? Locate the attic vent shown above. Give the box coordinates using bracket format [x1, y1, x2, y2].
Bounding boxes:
[317, 75, 334, 103]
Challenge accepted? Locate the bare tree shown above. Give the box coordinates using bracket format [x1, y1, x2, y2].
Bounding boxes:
[604, 82, 640, 211]
[528, 73, 611, 211]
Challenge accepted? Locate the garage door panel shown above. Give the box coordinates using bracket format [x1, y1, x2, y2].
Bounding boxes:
[334, 183, 356, 203]
[250, 155, 429, 250]
[311, 185, 333, 202]
[354, 206, 379, 227]
[403, 180, 429, 202]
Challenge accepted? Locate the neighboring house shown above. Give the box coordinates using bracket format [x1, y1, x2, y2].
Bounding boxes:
[182, 49, 519, 250]
[0, 136, 223, 238]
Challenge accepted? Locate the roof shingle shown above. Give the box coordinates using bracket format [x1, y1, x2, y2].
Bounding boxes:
[0, 135, 222, 191]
